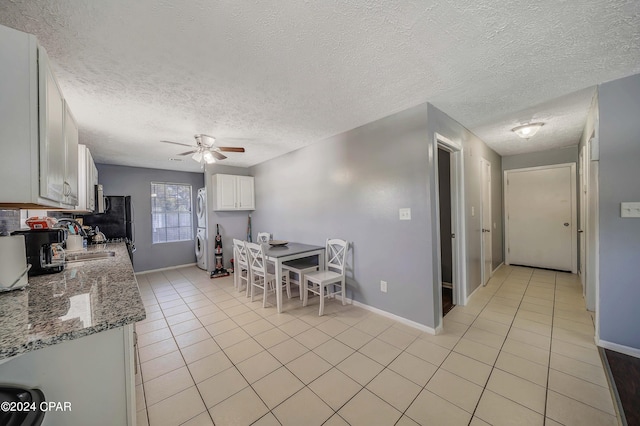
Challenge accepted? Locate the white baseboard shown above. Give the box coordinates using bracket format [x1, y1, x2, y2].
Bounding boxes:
[598, 339, 640, 359]
[135, 263, 198, 275]
[492, 262, 504, 274]
[464, 283, 483, 305]
[347, 298, 438, 335]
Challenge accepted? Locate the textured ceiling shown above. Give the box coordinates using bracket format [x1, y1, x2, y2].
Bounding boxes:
[1, 1, 639, 172]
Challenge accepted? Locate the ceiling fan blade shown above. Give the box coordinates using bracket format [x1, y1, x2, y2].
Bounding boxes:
[211, 151, 227, 160]
[217, 147, 245, 153]
[160, 140, 195, 148]
[178, 150, 198, 156]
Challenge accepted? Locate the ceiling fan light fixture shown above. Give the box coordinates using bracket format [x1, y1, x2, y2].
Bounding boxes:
[512, 122, 544, 139]
[191, 151, 203, 162]
[196, 134, 216, 147]
[202, 150, 216, 164]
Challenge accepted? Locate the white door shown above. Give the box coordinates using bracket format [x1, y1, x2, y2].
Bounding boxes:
[481, 158, 492, 285]
[506, 164, 577, 272]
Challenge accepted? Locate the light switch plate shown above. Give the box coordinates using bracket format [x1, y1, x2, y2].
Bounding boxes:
[621, 202, 640, 218]
[399, 208, 411, 220]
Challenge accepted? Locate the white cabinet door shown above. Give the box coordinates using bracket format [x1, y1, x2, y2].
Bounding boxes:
[38, 47, 66, 203]
[213, 174, 255, 211]
[88, 151, 98, 211]
[237, 175, 255, 210]
[64, 103, 79, 207]
[216, 174, 238, 210]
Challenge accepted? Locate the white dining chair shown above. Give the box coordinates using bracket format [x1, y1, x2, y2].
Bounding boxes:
[303, 239, 349, 316]
[256, 232, 271, 243]
[246, 241, 290, 307]
[233, 239, 250, 295]
[282, 257, 319, 300]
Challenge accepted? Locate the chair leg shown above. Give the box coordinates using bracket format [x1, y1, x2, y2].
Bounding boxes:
[250, 277, 256, 302]
[285, 273, 291, 299]
[262, 278, 268, 308]
[341, 278, 346, 305]
[319, 284, 325, 316]
[298, 273, 304, 300]
[245, 272, 251, 298]
[302, 278, 309, 307]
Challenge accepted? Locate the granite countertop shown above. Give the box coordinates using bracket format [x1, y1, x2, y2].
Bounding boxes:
[0, 242, 146, 360]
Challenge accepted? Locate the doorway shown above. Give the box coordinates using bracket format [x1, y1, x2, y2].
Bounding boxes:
[480, 158, 492, 286]
[438, 148, 454, 316]
[505, 163, 577, 272]
[435, 133, 466, 327]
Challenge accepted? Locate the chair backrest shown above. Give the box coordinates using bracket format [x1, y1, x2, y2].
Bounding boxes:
[233, 239, 248, 266]
[245, 241, 268, 277]
[256, 232, 271, 243]
[325, 238, 349, 275]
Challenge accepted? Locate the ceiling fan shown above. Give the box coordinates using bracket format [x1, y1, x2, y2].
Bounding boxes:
[160, 134, 245, 164]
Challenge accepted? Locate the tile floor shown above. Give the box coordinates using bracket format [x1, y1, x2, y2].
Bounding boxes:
[133, 265, 618, 426]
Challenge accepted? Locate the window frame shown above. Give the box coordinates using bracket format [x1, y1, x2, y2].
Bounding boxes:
[150, 181, 194, 244]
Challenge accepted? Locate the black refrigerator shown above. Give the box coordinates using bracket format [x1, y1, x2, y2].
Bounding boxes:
[82, 196, 134, 242]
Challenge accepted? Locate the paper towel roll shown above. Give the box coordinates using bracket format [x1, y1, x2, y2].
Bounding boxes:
[66, 234, 84, 252]
[0, 235, 29, 290]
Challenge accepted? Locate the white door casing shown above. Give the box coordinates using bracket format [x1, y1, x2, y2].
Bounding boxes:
[434, 133, 467, 331]
[481, 158, 492, 285]
[579, 145, 589, 297]
[505, 163, 577, 273]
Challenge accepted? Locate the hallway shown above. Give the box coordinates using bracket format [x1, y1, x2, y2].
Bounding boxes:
[133, 264, 617, 425]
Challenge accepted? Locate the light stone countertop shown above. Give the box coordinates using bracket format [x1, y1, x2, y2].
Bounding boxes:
[0, 242, 146, 360]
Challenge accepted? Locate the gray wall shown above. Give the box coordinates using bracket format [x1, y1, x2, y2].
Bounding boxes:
[250, 102, 502, 329]
[203, 164, 253, 272]
[502, 146, 578, 170]
[597, 73, 640, 350]
[94, 164, 204, 273]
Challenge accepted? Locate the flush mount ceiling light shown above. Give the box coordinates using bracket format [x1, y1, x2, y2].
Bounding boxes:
[511, 122, 544, 139]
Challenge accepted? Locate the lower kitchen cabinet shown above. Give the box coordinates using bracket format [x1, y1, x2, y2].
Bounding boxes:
[0, 324, 136, 426]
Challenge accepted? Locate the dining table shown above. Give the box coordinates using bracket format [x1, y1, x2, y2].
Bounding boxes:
[263, 242, 325, 313]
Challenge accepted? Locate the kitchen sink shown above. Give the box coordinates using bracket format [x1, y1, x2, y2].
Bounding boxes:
[66, 251, 116, 263]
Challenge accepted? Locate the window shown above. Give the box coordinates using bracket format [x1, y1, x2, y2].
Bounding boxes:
[151, 182, 193, 243]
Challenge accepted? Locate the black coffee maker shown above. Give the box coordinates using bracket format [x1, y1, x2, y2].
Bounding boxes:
[11, 229, 66, 276]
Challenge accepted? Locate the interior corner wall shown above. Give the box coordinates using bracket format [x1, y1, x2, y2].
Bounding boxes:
[597, 73, 640, 351]
[249, 102, 502, 329]
[203, 164, 253, 272]
[95, 164, 204, 272]
[425, 104, 503, 322]
[251, 103, 436, 327]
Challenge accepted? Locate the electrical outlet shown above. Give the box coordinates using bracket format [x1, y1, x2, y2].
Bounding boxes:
[380, 280, 387, 293]
[399, 208, 411, 220]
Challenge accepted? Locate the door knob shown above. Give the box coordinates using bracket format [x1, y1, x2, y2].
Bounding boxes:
[578, 229, 584, 233]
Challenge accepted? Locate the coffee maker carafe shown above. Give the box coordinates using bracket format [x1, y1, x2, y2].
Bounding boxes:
[11, 229, 66, 276]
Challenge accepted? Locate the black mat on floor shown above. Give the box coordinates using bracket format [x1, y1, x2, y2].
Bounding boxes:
[604, 348, 640, 425]
[442, 287, 455, 316]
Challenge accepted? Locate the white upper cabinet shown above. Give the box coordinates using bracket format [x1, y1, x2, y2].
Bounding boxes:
[63, 103, 79, 206]
[0, 24, 78, 208]
[212, 174, 255, 211]
[77, 144, 98, 211]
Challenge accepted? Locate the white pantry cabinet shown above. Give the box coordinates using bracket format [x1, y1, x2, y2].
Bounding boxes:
[77, 144, 99, 211]
[212, 174, 255, 211]
[0, 24, 78, 208]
